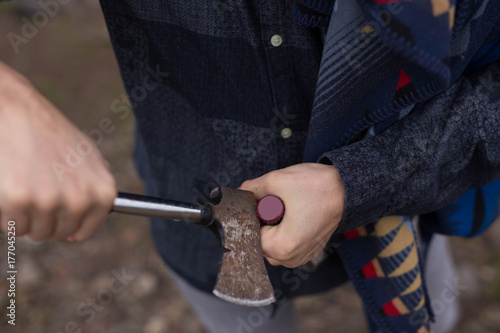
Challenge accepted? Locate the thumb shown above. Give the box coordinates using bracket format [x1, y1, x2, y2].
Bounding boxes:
[260, 223, 282, 258]
[238, 175, 270, 200]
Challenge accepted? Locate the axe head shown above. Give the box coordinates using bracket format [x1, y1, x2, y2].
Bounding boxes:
[208, 186, 275, 307]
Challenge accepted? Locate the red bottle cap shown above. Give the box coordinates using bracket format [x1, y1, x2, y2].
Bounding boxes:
[257, 195, 285, 225]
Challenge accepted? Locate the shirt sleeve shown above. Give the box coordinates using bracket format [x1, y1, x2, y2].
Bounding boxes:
[320, 61, 500, 233]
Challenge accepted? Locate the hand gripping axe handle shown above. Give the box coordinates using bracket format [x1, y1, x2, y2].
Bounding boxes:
[112, 187, 276, 307]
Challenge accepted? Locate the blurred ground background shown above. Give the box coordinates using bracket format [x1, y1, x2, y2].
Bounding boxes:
[0, 1, 499, 332]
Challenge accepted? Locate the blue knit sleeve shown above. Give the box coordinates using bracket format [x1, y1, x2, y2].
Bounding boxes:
[321, 61, 500, 234]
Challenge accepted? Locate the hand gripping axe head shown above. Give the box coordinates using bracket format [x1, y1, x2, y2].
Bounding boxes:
[112, 186, 275, 306]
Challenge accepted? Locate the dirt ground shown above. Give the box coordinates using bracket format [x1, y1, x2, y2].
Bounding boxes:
[0, 1, 499, 332]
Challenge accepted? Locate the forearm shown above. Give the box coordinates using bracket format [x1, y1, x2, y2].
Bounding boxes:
[322, 62, 500, 233]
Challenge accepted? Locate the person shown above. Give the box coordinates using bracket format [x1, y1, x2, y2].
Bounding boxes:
[1, 0, 500, 332]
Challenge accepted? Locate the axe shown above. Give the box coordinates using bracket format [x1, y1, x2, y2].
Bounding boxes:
[112, 186, 284, 307]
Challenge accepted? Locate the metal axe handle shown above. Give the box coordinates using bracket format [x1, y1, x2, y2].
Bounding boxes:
[112, 192, 213, 225]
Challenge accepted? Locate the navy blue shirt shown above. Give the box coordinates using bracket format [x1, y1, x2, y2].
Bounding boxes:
[100, 0, 348, 296]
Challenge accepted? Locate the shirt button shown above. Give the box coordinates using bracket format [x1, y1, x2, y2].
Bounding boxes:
[280, 127, 292, 139]
[270, 34, 283, 47]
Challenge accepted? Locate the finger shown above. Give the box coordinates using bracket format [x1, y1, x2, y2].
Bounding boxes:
[260, 223, 282, 258]
[261, 222, 304, 266]
[68, 177, 115, 242]
[1, 208, 30, 237]
[50, 215, 84, 242]
[50, 199, 87, 241]
[28, 207, 57, 241]
[292, 243, 327, 268]
[271, 244, 321, 268]
[261, 223, 328, 268]
[275, 259, 302, 269]
[239, 175, 272, 200]
[266, 255, 304, 268]
[305, 234, 329, 257]
[71, 203, 109, 242]
[265, 257, 282, 266]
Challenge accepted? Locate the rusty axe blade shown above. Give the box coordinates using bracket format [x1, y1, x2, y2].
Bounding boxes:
[112, 187, 275, 307]
[210, 186, 275, 306]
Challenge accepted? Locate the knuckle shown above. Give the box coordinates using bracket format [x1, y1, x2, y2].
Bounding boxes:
[275, 247, 293, 261]
[2, 188, 31, 209]
[264, 171, 278, 184]
[269, 242, 296, 262]
[265, 258, 280, 267]
[240, 180, 251, 189]
[263, 171, 281, 190]
[34, 191, 60, 212]
[282, 260, 301, 269]
[65, 196, 90, 216]
[96, 183, 117, 203]
[101, 172, 116, 188]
